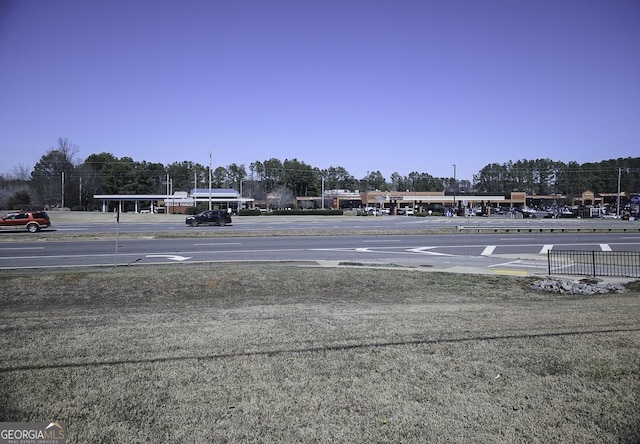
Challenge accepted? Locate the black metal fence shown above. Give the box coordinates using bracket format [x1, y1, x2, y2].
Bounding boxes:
[548, 250, 640, 278]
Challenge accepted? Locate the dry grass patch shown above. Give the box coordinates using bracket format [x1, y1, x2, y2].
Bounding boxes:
[1, 266, 639, 443]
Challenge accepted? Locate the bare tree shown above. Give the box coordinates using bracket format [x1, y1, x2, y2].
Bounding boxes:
[268, 186, 295, 209]
[55, 137, 80, 164]
[30, 138, 80, 208]
[11, 165, 31, 181]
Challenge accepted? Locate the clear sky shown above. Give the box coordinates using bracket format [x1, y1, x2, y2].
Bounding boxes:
[1, 0, 638, 182]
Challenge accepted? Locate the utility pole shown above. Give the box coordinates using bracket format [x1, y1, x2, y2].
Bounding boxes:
[617, 167, 622, 218]
[452, 164, 456, 213]
[193, 165, 197, 210]
[208, 151, 213, 210]
[166, 173, 170, 215]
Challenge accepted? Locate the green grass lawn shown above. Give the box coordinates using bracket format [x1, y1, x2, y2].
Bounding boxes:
[1, 265, 639, 443]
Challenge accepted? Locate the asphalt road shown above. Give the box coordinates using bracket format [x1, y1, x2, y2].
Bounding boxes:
[1, 215, 639, 274]
[44, 214, 640, 234]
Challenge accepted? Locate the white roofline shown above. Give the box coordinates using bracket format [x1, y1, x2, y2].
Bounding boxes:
[94, 194, 172, 199]
[94, 194, 254, 202]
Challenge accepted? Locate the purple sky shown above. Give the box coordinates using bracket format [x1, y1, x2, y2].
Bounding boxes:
[1, 0, 639, 182]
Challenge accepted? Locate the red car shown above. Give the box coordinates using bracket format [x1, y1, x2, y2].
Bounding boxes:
[0, 211, 51, 232]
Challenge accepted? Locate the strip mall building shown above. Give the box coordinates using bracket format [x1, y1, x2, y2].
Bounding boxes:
[95, 189, 628, 215]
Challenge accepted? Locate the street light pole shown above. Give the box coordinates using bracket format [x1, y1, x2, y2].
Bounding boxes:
[208, 151, 212, 211]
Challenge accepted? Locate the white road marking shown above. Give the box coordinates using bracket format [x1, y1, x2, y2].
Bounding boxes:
[145, 254, 192, 261]
[361, 239, 401, 243]
[489, 260, 548, 269]
[539, 244, 553, 254]
[600, 244, 612, 251]
[481, 246, 496, 256]
[0, 247, 45, 250]
[193, 242, 242, 246]
[407, 247, 454, 256]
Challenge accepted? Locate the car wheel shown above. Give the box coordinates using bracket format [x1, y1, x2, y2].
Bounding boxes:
[217, 216, 226, 226]
[26, 223, 40, 233]
[191, 220, 199, 227]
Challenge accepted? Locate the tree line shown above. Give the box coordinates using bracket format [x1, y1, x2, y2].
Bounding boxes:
[0, 137, 638, 210]
[474, 158, 640, 197]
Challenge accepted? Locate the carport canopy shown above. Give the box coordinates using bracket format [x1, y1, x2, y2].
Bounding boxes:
[93, 194, 171, 213]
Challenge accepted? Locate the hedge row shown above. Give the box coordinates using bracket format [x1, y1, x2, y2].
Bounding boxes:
[239, 209, 344, 216]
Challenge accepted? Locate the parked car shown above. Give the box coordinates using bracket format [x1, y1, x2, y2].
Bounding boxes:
[0, 211, 51, 233]
[521, 208, 551, 218]
[185, 210, 232, 227]
[397, 208, 415, 216]
[366, 207, 385, 216]
[559, 208, 578, 218]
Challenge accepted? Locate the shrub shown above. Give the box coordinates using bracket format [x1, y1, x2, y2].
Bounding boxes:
[7, 190, 31, 209]
[267, 209, 343, 216]
[416, 211, 443, 217]
[191, 203, 230, 213]
[239, 209, 261, 216]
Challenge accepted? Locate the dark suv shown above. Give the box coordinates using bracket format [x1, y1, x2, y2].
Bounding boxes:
[185, 210, 232, 227]
[0, 211, 51, 233]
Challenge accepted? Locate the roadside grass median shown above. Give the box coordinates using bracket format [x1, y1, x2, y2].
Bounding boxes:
[1, 265, 639, 443]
